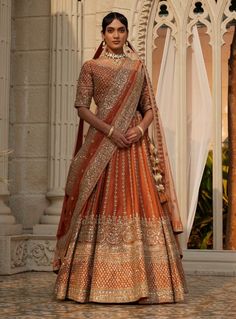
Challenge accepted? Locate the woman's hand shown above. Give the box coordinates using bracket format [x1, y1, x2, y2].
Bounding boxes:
[125, 127, 143, 144]
[109, 128, 130, 148]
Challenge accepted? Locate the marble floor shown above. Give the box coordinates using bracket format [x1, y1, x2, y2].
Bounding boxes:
[0, 272, 236, 319]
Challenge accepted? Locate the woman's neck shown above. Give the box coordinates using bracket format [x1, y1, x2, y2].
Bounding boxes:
[106, 47, 124, 55]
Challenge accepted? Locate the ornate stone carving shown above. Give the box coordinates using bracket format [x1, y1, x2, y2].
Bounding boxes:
[221, 0, 236, 45]
[1, 237, 56, 273]
[187, 0, 213, 46]
[136, 0, 153, 59]
[129, 0, 143, 46]
[29, 240, 55, 266]
[153, 0, 178, 49]
[11, 240, 28, 268]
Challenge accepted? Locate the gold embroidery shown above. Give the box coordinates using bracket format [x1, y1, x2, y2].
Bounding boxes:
[55, 215, 187, 304]
[70, 61, 143, 223]
[74, 61, 93, 109]
[54, 58, 186, 304]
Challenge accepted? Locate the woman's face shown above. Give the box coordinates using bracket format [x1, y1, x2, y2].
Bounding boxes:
[102, 19, 128, 54]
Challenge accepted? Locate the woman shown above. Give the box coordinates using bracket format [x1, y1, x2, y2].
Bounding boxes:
[53, 12, 187, 304]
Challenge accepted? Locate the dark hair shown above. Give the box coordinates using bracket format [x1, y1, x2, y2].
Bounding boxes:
[101, 12, 128, 34]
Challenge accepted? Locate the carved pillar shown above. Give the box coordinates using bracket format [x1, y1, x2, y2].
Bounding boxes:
[33, 0, 82, 234]
[0, 0, 22, 235]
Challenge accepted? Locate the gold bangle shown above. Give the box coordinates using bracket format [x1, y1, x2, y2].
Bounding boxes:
[107, 126, 114, 138]
[137, 125, 144, 136]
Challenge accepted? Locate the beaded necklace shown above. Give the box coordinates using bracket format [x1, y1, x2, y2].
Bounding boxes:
[104, 51, 126, 64]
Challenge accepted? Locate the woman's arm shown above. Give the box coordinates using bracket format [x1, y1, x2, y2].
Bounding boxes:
[78, 107, 130, 148]
[125, 69, 154, 143]
[75, 61, 130, 148]
[125, 109, 153, 143]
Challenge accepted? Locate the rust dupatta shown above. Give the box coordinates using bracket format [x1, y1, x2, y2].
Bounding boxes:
[53, 50, 144, 271]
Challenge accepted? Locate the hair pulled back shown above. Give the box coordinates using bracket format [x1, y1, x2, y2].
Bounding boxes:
[101, 12, 128, 34]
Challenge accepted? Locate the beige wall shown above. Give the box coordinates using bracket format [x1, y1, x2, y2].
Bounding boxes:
[9, 0, 50, 231]
[82, 0, 136, 60]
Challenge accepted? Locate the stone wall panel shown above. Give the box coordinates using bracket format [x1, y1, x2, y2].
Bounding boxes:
[14, 17, 50, 50]
[11, 124, 48, 157]
[95, 0, 114, 12]
[11, 51, 49, 86]
[83, 15, 97, 48]
[9, 159, 48, 194]
[13, 0, 50, 18]
[10, 86, 49, 124]
[9, 195, 48, 228]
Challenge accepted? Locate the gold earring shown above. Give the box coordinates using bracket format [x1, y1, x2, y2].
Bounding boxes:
[124, 41, 130, 54]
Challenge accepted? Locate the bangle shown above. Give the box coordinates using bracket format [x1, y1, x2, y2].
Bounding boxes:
[107, 126, 114, 138]
[137, 125, 144, 136]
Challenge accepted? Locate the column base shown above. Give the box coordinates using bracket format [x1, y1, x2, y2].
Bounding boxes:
[183, 249, 236, 275]
[33, 193, 62, 235]
[33, 224, 58, 235]
[40, 215, 60, 225]
[0, 224, 22, 236]
[0, 234, 56, 274]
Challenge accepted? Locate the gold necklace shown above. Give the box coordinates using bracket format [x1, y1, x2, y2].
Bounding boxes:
[105, 51, 126, 64]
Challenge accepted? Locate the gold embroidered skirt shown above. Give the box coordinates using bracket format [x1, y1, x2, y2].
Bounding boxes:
[54, 115, 187, 304]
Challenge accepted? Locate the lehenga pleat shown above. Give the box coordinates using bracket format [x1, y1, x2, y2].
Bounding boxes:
[55, 113, 187, 304]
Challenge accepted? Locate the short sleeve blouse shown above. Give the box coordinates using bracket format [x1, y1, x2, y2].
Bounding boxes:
[74, 61, 94, 109]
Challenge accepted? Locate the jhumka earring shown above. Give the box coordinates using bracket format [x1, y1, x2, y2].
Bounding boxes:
[124, 40, 131, 54]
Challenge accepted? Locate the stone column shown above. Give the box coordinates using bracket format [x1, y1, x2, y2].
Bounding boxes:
[0, 0, 22, 235]
[34, 0, 82, 235]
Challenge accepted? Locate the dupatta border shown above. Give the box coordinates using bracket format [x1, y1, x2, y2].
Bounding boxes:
[66, 58, 141, 195]
[54, 60, 144, 265]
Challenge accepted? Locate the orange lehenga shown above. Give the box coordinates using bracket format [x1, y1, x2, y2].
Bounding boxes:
[53, 50, 187, 304]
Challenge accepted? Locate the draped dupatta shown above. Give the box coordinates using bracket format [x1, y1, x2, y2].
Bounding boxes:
[53, 48, 144, 271]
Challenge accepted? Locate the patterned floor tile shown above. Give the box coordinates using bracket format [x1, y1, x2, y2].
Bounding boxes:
[0, 272, 236, 319]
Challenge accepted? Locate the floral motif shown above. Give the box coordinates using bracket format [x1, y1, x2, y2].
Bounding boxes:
[29, 241, 55, 266]
[11, 241, 28, 268]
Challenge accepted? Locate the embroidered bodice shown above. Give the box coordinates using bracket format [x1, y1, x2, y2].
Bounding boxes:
[74, 57, 152, 115]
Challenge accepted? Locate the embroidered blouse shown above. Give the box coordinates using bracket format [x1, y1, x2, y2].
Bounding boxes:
[74, 58, 152, 115]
